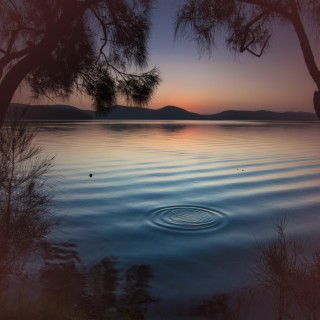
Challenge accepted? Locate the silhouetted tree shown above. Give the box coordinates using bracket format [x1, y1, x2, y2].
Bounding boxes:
[0, 122, 54, 282]
[0, 0, 160, 126]
[176, 0, 320, 119]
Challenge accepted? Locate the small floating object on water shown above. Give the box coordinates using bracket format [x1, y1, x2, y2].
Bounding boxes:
[89, 173, 93, 178]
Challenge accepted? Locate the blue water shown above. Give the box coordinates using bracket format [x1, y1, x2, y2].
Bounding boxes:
[34, 120, 320, 318]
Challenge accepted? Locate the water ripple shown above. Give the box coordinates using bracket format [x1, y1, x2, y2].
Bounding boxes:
[149, 205, 226, 231]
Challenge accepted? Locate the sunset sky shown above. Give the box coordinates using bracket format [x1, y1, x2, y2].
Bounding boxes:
[13, 0, 318, 114]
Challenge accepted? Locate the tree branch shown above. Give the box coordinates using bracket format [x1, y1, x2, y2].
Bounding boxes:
[238, 10, 271, 57]
[243, 34, 271, 57]
[7, 27, 21, 55]
[89, 7, 109, 57]
[242, 10, 269, 30]
[238, 0, 292, 20]
[289, 0, 320, 89]
[0, 47, 31, 75]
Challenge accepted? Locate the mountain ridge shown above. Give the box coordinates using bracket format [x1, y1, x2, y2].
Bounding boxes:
[7, 103, 318, 121]
[8, 103, 92, 120]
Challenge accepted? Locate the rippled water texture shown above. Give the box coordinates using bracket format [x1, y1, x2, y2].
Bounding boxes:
[150, 205, 226, 230]
[34, 120, 320, 318]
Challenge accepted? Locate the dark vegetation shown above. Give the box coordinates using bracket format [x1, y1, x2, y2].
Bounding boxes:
[254, 221, 320, 320]
[0, 122, 54, 285]
[176, 0, 320, 119]
[0, 0, 160, 127]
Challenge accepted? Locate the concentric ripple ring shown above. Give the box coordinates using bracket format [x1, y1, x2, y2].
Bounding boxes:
[149, 205, 226, 231]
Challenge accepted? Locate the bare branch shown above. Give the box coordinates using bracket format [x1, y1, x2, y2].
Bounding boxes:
[242, 10, 269, 30]
[243, 34, 271, 57]
[7, 28, 21, 55]
[238, 0, 292, 20]
[89, 7, 109, 58]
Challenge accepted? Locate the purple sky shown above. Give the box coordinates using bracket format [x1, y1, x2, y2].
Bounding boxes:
[13, 0, 318, 114]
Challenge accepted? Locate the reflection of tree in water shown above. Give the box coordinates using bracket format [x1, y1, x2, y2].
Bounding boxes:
[106, 123, 187, 134]
[121, 265, 155, 320]
[158, 124, 186, 133]
[85, 257, 119, 315]
[0, 237, 156, 319]
[192, 291, 252, 320]
[3, 215, 320, 320]
[40, 248, 156, 320]
[40, 241, 82, 305]
[86, 260, 155, 320]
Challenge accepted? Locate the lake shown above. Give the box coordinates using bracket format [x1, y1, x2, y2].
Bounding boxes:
[34, 120, 320, 318]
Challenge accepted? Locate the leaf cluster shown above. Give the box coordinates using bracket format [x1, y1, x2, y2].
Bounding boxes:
[175, 0, 320, 57]
[0, 0, 160, 112]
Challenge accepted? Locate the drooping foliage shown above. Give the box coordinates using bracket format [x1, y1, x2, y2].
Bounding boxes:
[0, 0, 160, 123]
[176, 0, 320, 118]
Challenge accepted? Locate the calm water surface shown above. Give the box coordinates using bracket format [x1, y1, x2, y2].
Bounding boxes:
[35, 120, 320, 317]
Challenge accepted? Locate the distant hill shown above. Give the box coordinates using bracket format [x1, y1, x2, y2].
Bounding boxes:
[86, 105, 202, 120]
[209, 110, 318, 121]
[8, 103, 317, 121]
[89, 105, 317, 121]
[155, 106, 201, 120]
[7, 104, 92, 121]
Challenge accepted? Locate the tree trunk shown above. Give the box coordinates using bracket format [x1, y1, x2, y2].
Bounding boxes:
[289, 1, 320, 119]
[0, 6, 84, 127]
[314, 91, 320, 120]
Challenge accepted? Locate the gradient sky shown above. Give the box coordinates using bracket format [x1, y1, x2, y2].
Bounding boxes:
[13, 0, 319, 114]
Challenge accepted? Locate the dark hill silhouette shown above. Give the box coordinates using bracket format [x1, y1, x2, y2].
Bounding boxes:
[209, 110, 317, 121]
[89, 105, 317, 121]
[7, 104, 92, 120]
[156, 106, 201, 119]
[86, 105, 155, 120]
[8, 103, 317, 121]
[85, 105, 201, 120]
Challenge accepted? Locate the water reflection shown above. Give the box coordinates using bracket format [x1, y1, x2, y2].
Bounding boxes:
[40, 249, 155, 320]
[192, 291, 252, 320]
[158, 123, 187, 133]
[6, 120, 320, 319]
[2, 225, 320, 320]
[102, 122, 187, 134]
[40, 241, 82, 305]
